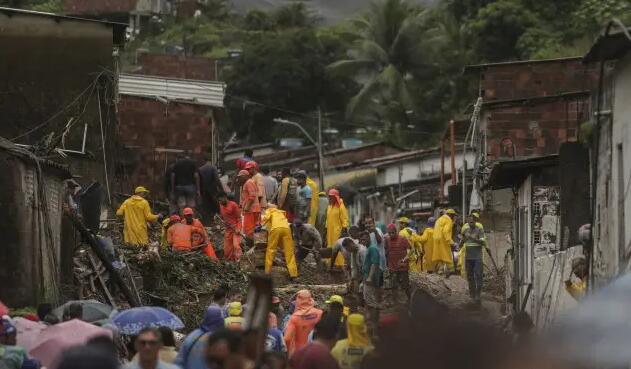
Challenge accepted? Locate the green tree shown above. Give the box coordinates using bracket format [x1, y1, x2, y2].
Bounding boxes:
[243, 9, 275, 31]
[469, 0, 538, 61]
[327, 0, 432, 138]
[274, 3, 317, 29]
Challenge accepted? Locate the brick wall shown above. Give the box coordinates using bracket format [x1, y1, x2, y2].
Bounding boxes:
[117, 95, 213, 196]
[64, 0, 137, 14]
[485, 98, 589, 161]
[479, 59, 598, 101]
[137, 53, 217, 81]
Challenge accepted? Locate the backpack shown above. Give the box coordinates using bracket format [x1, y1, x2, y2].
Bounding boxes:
[284, 177, 298, 211]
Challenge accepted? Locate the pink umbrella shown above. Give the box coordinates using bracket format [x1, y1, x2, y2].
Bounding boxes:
[14, 317, 46, 351]
[29, 319, 112, 369]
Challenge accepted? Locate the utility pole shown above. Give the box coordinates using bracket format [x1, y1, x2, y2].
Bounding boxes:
[317, 107, 325, 190]
[273, 117, 324, 187]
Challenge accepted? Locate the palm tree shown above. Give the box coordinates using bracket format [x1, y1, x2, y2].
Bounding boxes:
[327, 0, 431, 128]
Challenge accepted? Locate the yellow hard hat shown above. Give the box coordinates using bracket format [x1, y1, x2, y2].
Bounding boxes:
[446, 209, 456, 215]
[135, 186, 149, 194]
[228, 301, 242, 316]
[398, 216, 410, 224]
[325, 295, 344, 305]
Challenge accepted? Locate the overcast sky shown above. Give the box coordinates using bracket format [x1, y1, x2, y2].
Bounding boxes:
[230, 0, 435, 24]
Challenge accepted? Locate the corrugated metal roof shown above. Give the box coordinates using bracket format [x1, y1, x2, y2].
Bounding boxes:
[118, 73, 225, 107]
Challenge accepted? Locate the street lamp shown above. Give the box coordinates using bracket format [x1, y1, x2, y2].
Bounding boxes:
[273, 117, 325, 190]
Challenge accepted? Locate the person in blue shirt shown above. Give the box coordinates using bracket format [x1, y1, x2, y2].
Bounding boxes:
[265, 313, 287, 353]
[295, 171, 313, 222]
[174, 306, 225, 369]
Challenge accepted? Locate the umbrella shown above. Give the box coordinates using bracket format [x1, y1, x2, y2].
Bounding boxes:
[51, 300, 114, 323]
[14, 317, 46, 351]
[112, 306, 184, 335]
[29, 319, 112, 369]
[0, 300, 9, 316]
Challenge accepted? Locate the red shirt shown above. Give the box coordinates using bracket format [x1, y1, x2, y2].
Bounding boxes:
[289, 342, 339, 369]
[240, 178, 261, 213]
[386, 235, 410, 271]
[220, 201, 241, 228]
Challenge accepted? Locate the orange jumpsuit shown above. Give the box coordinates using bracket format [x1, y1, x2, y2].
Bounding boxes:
[167, 223, 193, 251]
[240, 178, 261, 238]
[284, 290, 323, 355]
[221, 200, 242, 261]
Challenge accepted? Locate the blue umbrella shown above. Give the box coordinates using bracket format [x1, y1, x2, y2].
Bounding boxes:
[112, 307, 184, 335]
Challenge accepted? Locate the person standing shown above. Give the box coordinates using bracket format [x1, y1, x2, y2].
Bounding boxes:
[363, 217, 386, 273]
[167, 219, 193, 252]
[116, 186, 159, 246]
[262, 205, 299, 279]
[170, 155, 201, 213]
[219, 193, 242, 261]
[397, 217, 422, 273]
[433, 209, 457, 276]
[277, 168, 298, 222]
[385, 224, 411, 303]
[224, 302, 245, 331]
[198, 157, 224, 221]
[262, 166, 279, 205]
[306, 175, 319, 226]
[316, 192, 329, 238]
[237, 170, 261, 238]
[174, 306, 225, 369]
[125, 327, 179, 369]
[288, 313, 340, 369]
[295, 171, 313, 223]
[235, 149, 254, 171]
[284, 290, 324, 355]
[460, 214, 485, 305]
[418, 218, 436, 272]
[362, 233, 382, 331]
[325, 189, 349, 267]
[331, 314, 373, 369]
[245, 161, 267, 209]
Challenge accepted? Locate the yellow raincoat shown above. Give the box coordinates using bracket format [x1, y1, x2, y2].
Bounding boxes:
[459, 222, 485, 277]
[399, 228, 422, 272]
[432, 214, 454, 267]
[306, 177, 319, 225]
[326, 200, 349, 266]
[331, 314, 373, 369]
[566, 279, 586, 300]
[418, 227, 435, 272]
[262, 207, 298, 277]
[116, 195, 158, 245]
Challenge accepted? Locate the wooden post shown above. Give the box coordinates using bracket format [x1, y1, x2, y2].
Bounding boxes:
[450, 120, 456, 185]
[440, 140, 445, 201]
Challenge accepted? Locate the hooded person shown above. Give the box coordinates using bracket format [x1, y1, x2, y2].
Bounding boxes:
[262, 204, 298, 279]
[305, 176, 319, 226]
[224, 302, 245, 331]
[284, 290, 323, 355]
[238, 169, 261, 238]
[433, 209, 457, 274]
[116, 186, 159, 245]
[331, 314, 373, 369]
[160, 214, 181, 249]
[174, 306, 225, 369]
[419, 217, 436, 272]
[325, 189, 349, 267]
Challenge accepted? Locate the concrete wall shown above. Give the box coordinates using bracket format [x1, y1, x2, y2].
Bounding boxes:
[376, 152, 475, 187]
[593, 53, 631, 285]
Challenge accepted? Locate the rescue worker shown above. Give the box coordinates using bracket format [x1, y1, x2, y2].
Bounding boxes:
[565, 255, 588, 300]
[238, 169, 261, 238]
[294, 171, 313, 223]
[326, 188, 350, 267]
[418, 218, 436, 272]
[398, 217, 422, 273]
[167, 219, 193, 252]
[315, 192, 329, 238]
[219, 193, 242, 261]
[284, 290, 323, 355]
[433, 209, 457, 276]
[160, 214, 181, 249]
[224, 302, 245, 330]
[116, 186, 159, 246]
[306, 175, 319, 226]
[262, 204, 299, 279]
[277, 167, 298, 222]
[182, 208, 208, 241]
[458, 211, 486, 279]
[331, 314, 374, 369]
[293, 219, 323, 263]
[245, 161, 267, 209]
[461, 214, 485, 305]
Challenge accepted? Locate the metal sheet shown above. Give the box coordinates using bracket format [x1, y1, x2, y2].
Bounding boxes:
[118, 73, 225, 107]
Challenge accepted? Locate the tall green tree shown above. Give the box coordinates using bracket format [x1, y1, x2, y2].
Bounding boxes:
[327, 0, 433, 138]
